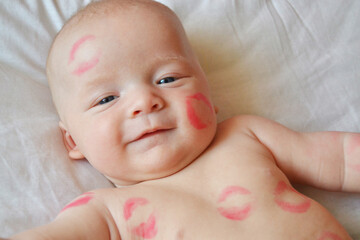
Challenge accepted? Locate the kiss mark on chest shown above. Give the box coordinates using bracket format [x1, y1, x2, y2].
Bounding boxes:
[123, 197, 158, 239]
[273, 181, 311, 213]
[217, 185, 253, 221]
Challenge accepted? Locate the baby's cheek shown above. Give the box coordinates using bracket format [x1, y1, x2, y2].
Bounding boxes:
[186, 93, 215, 130]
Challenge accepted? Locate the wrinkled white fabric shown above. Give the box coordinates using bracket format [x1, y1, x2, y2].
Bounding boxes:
[0, 0, 359, 238]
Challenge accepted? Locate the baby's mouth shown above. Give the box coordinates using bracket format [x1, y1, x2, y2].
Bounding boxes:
[130, 128, 172, 143]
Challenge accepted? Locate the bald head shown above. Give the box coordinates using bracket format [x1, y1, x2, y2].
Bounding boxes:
[46, 0, 191, 119]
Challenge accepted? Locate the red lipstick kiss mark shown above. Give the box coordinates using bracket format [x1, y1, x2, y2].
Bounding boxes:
[123, 197, 158, 239]
[133, 213, 157, 239]
[60, 192, 94, 213]
[217, 185, 253, 221]
[72, 54, 100, 76]
[318, 231, 342, 240]
[68, 35, 100, 76]
[186, 93, 214, 130]
[123, 197, 149, 220]
[68, 35, 95, 64]
[274, 181, 311, 213]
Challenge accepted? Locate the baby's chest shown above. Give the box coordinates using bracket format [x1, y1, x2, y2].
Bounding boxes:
[110, 173, 324, 240]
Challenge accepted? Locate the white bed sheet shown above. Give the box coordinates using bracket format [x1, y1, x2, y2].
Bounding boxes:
[1, 0, 359, 238]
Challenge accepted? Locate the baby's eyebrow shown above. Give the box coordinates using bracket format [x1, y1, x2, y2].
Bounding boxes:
[68, 35, 96, 64]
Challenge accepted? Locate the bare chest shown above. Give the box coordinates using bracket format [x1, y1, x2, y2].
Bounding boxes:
[108, 142, 349, 239]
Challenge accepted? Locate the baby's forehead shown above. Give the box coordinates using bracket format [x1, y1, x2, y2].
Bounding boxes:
[47, 0, 187, 82]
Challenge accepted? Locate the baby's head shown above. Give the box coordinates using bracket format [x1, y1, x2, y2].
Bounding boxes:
[47, 0, 217, 186]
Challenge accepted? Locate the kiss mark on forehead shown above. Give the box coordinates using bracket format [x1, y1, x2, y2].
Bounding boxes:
[72, 53, 100, 76]
[68, 35, 95, 64]
[68, 35, 100, 76]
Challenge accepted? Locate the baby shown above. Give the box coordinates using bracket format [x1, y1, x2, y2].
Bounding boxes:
[11, 0, 360, 239]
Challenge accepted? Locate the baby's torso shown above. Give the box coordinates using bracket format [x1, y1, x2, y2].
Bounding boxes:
[97, 119, 350, 239]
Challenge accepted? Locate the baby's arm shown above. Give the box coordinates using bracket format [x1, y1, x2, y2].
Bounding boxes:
[11, 193, 120, 240]
[238, 115, 360, 192]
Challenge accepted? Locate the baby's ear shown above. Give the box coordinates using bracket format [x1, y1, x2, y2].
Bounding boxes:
[59, 121, 85, 160]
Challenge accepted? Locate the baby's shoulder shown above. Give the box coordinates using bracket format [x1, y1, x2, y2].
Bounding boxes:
[217, 115, 284, 141]
[219, 115, 273, 129]
[215, 115, 268, 141]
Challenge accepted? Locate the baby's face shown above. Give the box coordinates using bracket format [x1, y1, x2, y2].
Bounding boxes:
[51, 5, 217, 186]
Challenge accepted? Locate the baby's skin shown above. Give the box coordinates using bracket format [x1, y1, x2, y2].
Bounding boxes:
[13, 116, 358, 239]
[11, 0, 359, 239]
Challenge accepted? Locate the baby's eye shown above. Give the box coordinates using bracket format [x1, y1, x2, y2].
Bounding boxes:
[98, 95, 118, 105]
[157, 77, 177, 85]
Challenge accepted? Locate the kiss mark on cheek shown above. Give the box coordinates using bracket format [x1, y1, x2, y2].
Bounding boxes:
[274, 181, 311, 213]
[123, 197, 158, 239]
[217, 185, 253, 221]
[60, 192, 94, 213]
[318, 231, 343, 240]
[186, 93, 214, 130]
[68, 34, 101, 76]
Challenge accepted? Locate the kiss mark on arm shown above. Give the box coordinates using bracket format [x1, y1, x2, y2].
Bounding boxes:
[123, 197, 158, 239]
[217, 185, 253, 221]
[60, 192, 94, 213]
[274, 181, 311, 213]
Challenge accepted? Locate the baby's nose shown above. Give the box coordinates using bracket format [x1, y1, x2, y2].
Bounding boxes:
[129, 91, 165, 118]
